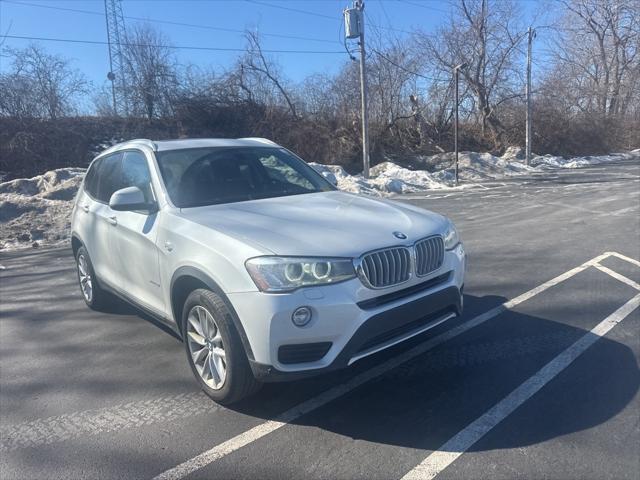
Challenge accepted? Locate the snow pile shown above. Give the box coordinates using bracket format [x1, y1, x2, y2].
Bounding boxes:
[369, 162, 452, 193]
[311, 162, 451, 195]
[313, 149, 639, 196]
[313, 151, 541, 195]
[310, 163, 381, 196]
[452, 151, 536, 180]
[531, 151, 639, 169]
[1, 149, 638, 250]
[0, 168, 85, 250]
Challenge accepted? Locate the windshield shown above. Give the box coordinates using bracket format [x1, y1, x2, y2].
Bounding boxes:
[155, 146, 335, 208]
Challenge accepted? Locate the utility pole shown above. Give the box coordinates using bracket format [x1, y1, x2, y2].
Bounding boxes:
[344, 0, 369, 178]
[525, 26, 536, 165]
[104, 9, 117, 115]
[357, 0, 370, 179]
[454, 63, 467, 186]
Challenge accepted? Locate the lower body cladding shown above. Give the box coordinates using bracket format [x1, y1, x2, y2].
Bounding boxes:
[227, 244, 465, 382]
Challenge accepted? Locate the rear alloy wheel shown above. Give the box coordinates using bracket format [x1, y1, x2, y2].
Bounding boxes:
[182, 289, 261, 404]
[75, 246, 108, 310]
[77, 253, 93, 303]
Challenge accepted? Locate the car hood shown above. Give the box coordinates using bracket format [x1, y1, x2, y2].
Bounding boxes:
[180, 191, 448, 257]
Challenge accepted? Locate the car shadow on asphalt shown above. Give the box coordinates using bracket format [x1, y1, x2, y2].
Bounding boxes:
[96, 292, 182, 341]
[223, 292, 639, 454]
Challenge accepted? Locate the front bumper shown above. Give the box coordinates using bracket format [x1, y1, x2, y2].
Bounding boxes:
[250, 284, 462, 381]
[227, 243, 465, 381]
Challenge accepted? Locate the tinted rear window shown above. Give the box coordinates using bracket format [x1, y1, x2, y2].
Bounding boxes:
[83, 158, 101, 198]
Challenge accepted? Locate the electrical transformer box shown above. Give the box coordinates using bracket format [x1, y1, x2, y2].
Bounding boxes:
[344, 7, 361, 39]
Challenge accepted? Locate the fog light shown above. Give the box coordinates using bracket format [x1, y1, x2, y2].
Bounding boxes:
[292, 306, 312, 327]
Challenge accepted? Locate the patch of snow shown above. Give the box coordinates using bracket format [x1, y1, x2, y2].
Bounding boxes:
[501, 146, 527, 161]
[369, 162, 452, 193]
[0, 168, 85, 251]
[315, 149, 638, 197]
[310, 163, 381, 196]
[532, 151, 638, 169]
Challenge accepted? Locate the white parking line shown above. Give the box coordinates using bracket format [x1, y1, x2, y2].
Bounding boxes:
[153, 252, 613, 480]
[400, 293, 640, 480]
[594, 264, 640, 291]
[607, 251, 640, 268]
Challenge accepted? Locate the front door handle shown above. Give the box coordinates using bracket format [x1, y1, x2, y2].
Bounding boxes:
[81, 204, 89, 213]
[107, 215, 118, 226]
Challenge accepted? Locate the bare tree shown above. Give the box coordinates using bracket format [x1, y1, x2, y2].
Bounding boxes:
[241, 31, 299, 119]
[122, 24, 179, 118]
[551, 0, 639, 117]
[368, 44, 420, 136]
[0, 44, 87, 119]
[298, 73, 338, 119]
[417, 0, 527, 146]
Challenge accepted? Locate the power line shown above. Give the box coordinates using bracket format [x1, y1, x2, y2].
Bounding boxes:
[396, 0, 449, 15]
[2, 34, 345, 54]
[2, 0, 342, 45]
[378, 0, 401, 43]
[244, 0, 337, 20]
[371, 47, 438, 81]
[246, 0, 413, 36]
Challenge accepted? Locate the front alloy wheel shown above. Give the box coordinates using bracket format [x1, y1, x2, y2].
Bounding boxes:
[186, 305, 227, 390]
[181, 289, 261, 404]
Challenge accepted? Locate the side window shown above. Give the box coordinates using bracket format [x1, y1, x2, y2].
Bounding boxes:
[84, 157, 102, 198]
[96, 153, 124, 203]
[121, 151, 154, 203]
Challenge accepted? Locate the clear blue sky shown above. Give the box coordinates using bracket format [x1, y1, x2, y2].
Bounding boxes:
[0, 0, 546, 87]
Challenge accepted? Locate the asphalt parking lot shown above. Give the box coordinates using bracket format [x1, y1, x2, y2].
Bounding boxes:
[1, 158, 639, 479]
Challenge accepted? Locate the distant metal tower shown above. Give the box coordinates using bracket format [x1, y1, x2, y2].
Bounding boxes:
[104, 0, 129, 115]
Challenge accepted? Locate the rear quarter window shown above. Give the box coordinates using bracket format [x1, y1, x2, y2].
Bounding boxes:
[83, 158, 101, 198]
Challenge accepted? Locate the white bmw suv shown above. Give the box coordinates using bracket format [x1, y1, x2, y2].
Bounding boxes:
[71, 138, 465, 404]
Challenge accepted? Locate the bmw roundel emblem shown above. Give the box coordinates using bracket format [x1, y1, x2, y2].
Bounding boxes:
[393, 231, 407, 239]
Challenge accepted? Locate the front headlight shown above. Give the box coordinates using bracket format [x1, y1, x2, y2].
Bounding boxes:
[443, 221, 460, 250]
[245, 256, 356, 292]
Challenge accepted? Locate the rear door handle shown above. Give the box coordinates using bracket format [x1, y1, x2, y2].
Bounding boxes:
[164, 241, 174, 252]
[107, 215, 118, 226]
[81, 204, 89, 213]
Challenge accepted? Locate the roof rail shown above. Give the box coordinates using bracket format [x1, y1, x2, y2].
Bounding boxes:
[238, 137, 278, 146]
[126, 138, 157, 151]
[99, 138, 157, 157]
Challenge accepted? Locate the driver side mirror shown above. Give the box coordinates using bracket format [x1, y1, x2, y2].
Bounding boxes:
[109, 186, 157, 213]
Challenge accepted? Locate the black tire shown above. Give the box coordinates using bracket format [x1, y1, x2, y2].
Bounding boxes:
[182, 289, 261, 405]
[75, 246, 109, 311]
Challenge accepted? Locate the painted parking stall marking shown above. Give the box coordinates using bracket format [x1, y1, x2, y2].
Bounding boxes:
[593, 263, 640, 291]
[608, 251, 640, 268]
[400, 293, 640, 480]
[153, 251, 630, 480]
